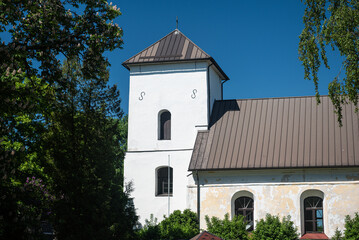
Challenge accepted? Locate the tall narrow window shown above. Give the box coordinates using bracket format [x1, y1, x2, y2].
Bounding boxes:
[156, 167, 173, 196]
[159, 110, 171, 140]
[235, 196, 254, 231]
[304, 197, 324, 233]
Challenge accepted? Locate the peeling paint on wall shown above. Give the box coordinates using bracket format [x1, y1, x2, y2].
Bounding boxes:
[188, 168, 359, 238]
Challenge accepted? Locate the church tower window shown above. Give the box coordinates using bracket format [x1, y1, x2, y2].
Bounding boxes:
[159, 110, 171, 140]
[156, 167, 173, 196]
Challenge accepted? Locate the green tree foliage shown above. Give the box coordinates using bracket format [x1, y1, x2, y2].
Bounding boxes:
[299, 0, 359, 125]
[205, 213, 248, 240]
[332, 228, 343, 240]
[344, 212, 359, 240]
[42, 57, 137, 240]
[250, 214, 298, 240]
[0, 1, 132, 238]
[0, 71, 55, 239]
[160, 209, 199, 240]
[136, 214, 161, 240]
[137, 209, 199, 240]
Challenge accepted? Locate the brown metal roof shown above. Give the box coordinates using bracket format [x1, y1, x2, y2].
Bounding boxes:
[122, 29, 229, 80]
[189, 96, 359, 170]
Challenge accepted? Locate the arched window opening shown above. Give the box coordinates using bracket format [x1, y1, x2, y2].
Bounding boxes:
[235, 196, 254, 231]
[159, 111, 171, 140]
[304, 196, 324, 233]
[156, 167, 173, 196]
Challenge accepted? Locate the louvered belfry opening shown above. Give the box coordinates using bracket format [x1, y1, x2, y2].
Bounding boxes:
[159, 111, 171, 140]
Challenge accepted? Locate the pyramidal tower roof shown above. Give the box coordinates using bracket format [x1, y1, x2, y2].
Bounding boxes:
[122, 29, 229, 80]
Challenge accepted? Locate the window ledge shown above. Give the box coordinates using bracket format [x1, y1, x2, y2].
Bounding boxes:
[300, 233, 329, 239]
[155, 194, 173, 197]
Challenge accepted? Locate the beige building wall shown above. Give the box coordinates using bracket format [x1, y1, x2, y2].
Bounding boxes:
[187, 168, 359, 238]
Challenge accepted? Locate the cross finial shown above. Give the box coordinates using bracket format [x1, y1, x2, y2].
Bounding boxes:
[176, 16, 178, 29]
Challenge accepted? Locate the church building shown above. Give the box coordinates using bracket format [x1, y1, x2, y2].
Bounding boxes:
[123, 29, 359, 239]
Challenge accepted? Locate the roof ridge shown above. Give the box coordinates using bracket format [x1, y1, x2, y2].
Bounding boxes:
[122, 29, 179, 64]
[122, 29, 229, 80]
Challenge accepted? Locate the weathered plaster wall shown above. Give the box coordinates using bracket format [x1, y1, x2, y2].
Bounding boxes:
[187, 168, 359, 238]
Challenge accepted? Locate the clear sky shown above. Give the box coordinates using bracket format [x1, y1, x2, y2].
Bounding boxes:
[107, 0, 344, 114]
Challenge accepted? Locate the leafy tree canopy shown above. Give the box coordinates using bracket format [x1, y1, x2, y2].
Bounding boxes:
[0, 0, 131, 239]
[299, 0, 359, 125]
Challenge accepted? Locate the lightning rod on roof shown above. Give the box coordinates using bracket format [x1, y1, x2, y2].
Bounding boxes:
[176, 16, 178, 29]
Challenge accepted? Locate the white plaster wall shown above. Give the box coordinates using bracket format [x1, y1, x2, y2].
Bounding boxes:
[209, 66, 222, 114]
[124, 60, 225, 225]
[127, 62, 209, 152]
[188, 168, 359, 238]
[124, 150, 193, 224]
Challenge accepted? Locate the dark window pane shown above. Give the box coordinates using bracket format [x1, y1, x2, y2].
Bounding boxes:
[305, 210, 313, 220]
[305, 222, 313, 232]
[235, 196, 254, 231]
[304, 196, 324, 233]
[159, 111, 171, 140]
[157, 167, 173, 195]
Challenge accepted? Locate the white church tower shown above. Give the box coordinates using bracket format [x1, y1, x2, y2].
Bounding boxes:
[123, 29, 228, 224]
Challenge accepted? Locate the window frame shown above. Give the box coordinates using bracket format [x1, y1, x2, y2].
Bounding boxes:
[158, 110, 171, 140]
[300, 189, 325, 236]
[304, 196, 324, 233]
[231, 191, 255, 232]
[234, 196, 254, 231]
[155, 166, 173, 197]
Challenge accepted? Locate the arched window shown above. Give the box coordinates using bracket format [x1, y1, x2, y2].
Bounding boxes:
[304, 196, 324, 233]
[156, 167, 173, 196]
[235, 196, 254, 231]
[159, 110, 171, 140]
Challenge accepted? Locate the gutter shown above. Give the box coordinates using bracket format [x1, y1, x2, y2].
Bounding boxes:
[221, 79, 229, 100]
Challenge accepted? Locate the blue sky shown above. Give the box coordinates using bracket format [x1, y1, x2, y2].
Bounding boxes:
[1, 1, 342, 113]
[107, 0, 343, 114]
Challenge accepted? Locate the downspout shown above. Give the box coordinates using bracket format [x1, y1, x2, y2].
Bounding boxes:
[207, 63, 213, 129]
[221, 79, 229, 100]
[196, 170, 200, 230]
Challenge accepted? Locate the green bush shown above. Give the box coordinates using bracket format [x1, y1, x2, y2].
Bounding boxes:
[250, 214, 298, 240]
[205, 213, 249, 240]
[137, 209, 199, 240]
[136, 214, 161, 240]
[332, 228, 343, 240]
[160, 209, 199, 240]
[344, 212, 359, 240]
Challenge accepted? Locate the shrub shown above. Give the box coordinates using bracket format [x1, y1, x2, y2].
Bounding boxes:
[136, 214, 161, 240]
[332, 228, 343, 240]
[136, 209, 198, 240]
[205, 213, 249, 240]
[344, 212, 359, 240]
[250, 214, 298, 240]
[159, 209, 199, 240]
